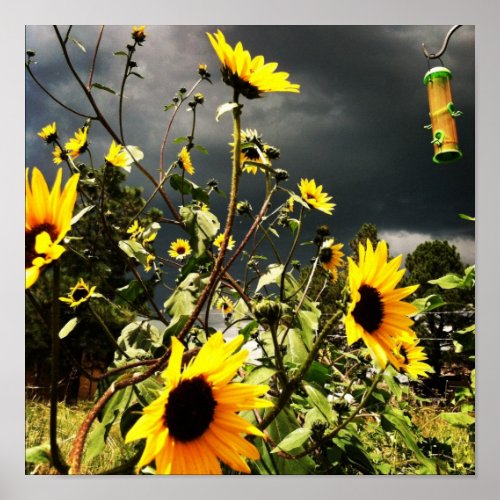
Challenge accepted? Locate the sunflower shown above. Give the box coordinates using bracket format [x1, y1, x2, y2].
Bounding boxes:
[59, 278, 96, 308]
[125, 333, 272, 474]
[52, 145, 68, 165]
[343, 240, 419, 369]
[392, 338, 433, 379]
[25, 167, 80, 288]
[65, 126, 88, 160]
[144, 253, 155, 272]
[37, 122, 58, 144]
[105, 141, 133, 170]
[213, 233, 236, 251]
[216, 297, 235, 316]
[178, 147, 195, 175]
[298, 179, 335, 215]
[168, 239, 192, 260]
[127, 220, 144, 240]
[207, 30, 300, 99]
[319, 239, 344, 281]
[132, 25, 146, 44]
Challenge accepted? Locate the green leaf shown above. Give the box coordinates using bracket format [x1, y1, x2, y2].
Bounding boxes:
[428, 273, 464, 289]
[256, 263, 283, 292]
[381, 408, 436, 473]
[116, 280, 144, 304]
[130, 71, 144, 79]
[173, 136, 188, 144]
[118, 240, 149, 266]
[113, 50, 128, 56]
[58, 317, 79, 339]
[286, 328, 308, 365]
[215, 102, 240, 122]
[244, 366, 277, 385]
[164, 273, 208, 325]
[459, 213, 475, 221]
[25, 444, 51, 465]
[116, 319, 165, 360]
[164, 103, 176, 112]
[272, 427, 312, 453]
[70, 37, 86, 52]
[194, 144, 209, 155]
[440, 412, 475, 427]
[91, 82, 116, 95]
[238, 320, 259, 343]
[411, 294, 446, 314]
[268, 227, 280, 238]
[303, 383, 334, 421]
[289, 218, 300, 235]
[71, 205, 95, 225]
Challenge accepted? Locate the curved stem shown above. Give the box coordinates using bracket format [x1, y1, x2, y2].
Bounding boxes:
[280, 206, 304, 301]
[52, 25, 180, 222]
[88, 303, 130, 360]
[86, 25, 104, 90]
[69, 92, 244, 473]
[26, 64, 93, 119]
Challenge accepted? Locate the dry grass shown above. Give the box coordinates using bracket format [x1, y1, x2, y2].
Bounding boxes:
[25, 398, 136, 475]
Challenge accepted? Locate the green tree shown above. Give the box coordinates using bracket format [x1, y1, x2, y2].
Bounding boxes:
[349, 223, 382, 261]
[402, 240, 474, 391]
[25, 165, 162, 401]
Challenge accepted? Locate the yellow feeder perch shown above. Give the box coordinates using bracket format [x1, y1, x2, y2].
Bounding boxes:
[423, 66, 463, 164]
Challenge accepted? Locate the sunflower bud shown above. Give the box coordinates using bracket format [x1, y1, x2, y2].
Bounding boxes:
[236, 200, 252, 215]
[264, 145, 281, 160]
[194, 92, 205, 104]
[274, 168, 289, 182]
[316, 225, 330, 237]
[253, 299, 284, 328]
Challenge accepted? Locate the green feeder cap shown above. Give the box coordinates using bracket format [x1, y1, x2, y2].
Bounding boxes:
[423, 66, 453, 85]
[433, 148, 463, 164]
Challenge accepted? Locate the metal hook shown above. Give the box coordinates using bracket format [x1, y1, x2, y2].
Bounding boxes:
[422, 25, 463, 59]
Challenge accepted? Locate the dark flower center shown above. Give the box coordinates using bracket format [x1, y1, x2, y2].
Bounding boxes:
[177, 246, 186, 255]
[71, 287, 89, 302]
[25, 223, 57, 268]
[319, 247, 333, 264]
[400, 346, 409, 365]
[352, 284, 384, 333]
[165, 375, 217, 442]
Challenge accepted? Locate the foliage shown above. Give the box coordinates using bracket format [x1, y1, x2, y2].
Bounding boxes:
[25, 25, 474, 476]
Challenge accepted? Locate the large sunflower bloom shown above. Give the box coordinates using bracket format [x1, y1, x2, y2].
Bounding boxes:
[126, 333, 272, 474]
[392, 338, 434, 380]
[65, 126, 88, 160]
[207, 30, 300, 99]
[319, 239, 344, 281]
[25, 167, 80, 288]
[298, 178, 335, 215]
[343, 240, 419, 369]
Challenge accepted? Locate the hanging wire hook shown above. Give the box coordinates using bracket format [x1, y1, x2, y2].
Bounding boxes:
[422, 25, 463, 59]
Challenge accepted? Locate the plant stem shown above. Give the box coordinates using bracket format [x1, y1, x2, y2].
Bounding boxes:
[258, 310, 343, 431]
[88, 303, 130, 360]
[49, 262, 69, 473]
[280, 206, 304, 301]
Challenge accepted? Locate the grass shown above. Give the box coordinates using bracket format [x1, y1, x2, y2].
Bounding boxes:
[26, 395, 475, 475]
[25, 398, 137, 475]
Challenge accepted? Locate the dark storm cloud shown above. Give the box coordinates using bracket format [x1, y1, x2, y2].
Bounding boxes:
[25, 25, 475, 263]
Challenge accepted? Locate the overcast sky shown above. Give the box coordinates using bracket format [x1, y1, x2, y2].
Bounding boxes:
[25, 25, 475, 265]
